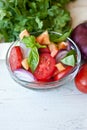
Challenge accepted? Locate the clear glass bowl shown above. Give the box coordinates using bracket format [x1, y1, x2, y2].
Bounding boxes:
[6, 31, 81, 89]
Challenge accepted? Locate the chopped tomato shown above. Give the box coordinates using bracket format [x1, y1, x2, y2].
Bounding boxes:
[53, 66, 73, 81]
[9, 46, 23, 71]
[36, 31, 51, 45]
[39, 47, 50, 54]
[34, 53, 56, 81]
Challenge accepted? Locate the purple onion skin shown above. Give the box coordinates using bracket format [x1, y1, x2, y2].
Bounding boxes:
[56, 49, 68, 63]
[71, 22, 87, 61]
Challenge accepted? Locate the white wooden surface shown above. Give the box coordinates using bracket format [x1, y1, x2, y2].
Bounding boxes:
[0, 60, 87, 130]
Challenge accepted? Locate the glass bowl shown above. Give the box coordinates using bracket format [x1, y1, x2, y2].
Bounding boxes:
[6, 31, 81, 89]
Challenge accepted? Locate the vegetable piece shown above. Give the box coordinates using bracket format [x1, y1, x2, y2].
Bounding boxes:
[56, 49, 68, 62]
[55, 62, 65, 72]
[20, 42, 31, 58]
[61, 49, 77, 66]
[53, 66, 73, 81]
[9, 46, 23, 71]
[61, 55, 75, 66]
[21, 58, 29, 70]
[58, 42, 68, 50]
[36, 31, 51, 45]
[28, 46, 39, 73]
[39, 47, 50, 54]
[71, 22, 87, 61]
[75, 64, 87, 93]
[14, 69, 36, 82]
[34, 53, 56, 81]
[51, 29, 72, 43]
[48, 43, 58, 57]
[19, 29, 30, 40]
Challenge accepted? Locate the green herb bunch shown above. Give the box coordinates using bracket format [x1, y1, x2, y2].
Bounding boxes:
[0, 0, 74, 42]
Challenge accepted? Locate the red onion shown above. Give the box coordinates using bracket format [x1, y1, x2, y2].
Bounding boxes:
[71, 22, 87, 61]
[14, 69, 36, 82]
[20, 42, 31, 58]
[66, 40, 71, 50]
[56, 49, 68, 63]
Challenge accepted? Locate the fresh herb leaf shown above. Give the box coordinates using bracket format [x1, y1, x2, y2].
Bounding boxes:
[22, 35, 46, 72]
[51, 29, 72, 43]
[0, 0, 74, 42]
[28, 46, 39, 72]
[22, 36, 36, 48]
[22, 35, 46, 49]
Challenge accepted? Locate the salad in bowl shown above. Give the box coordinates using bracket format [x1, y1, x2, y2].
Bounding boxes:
[6, 30, 81, 89]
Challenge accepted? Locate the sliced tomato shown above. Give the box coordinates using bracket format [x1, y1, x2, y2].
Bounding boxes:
[53, 66, 73, 81]
[39, 47, 50, 54]
[9, 46, 23, 71]
[34, 53, 56, 81]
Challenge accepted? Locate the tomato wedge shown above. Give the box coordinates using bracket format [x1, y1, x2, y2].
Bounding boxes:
[9, 46, 23, 71]
[39, 47, 50, 54]
[34, 53, 56, 81]
[53, 66, 73, 81]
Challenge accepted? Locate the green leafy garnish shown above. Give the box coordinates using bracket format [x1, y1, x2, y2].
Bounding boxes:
[61, 49, 77, 66]
[22, 35, 46, 72]
[50, 29, 72, 43]
[28, 46, 39, 72]
[0, 0, 74, 42]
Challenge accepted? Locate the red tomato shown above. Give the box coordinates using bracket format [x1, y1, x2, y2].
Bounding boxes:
[75, 64, 87, 93]
[53, 66, 73, 81]
[39, 47, 50, 54]
[9, 46, 23, 71]
[34, 53, 56, 81]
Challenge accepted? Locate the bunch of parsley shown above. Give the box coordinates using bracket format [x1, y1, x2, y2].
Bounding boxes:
[0, 0, 74, 42]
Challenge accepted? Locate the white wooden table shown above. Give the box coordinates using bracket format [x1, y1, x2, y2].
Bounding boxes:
[0, 59, 87, 130]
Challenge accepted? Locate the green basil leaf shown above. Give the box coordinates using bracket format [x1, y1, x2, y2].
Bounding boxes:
[22, 35, 46, 72]
[51, 29, 72, 43]
[28, 46, 39, 72]
[22, 36, 36, 48]
[35, 42, 46, 49]
[22, 35, 46, 49]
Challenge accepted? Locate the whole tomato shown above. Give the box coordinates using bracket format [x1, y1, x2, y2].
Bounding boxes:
[75, 64, 87, 93]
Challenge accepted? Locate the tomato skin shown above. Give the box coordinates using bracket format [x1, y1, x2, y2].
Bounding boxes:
[53, 66, 73, 81]
[38, 47, 50, 54]
[75, 64, 87, 93]
[9, 46, 23, 71]
[34, 53, 56, 81]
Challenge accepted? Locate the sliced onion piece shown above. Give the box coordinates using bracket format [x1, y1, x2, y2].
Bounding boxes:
[56, 49, 68, 63]
[66, 40, 71, 50]
[14, 69, 36, 82]
[20, 42, 31, 58]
